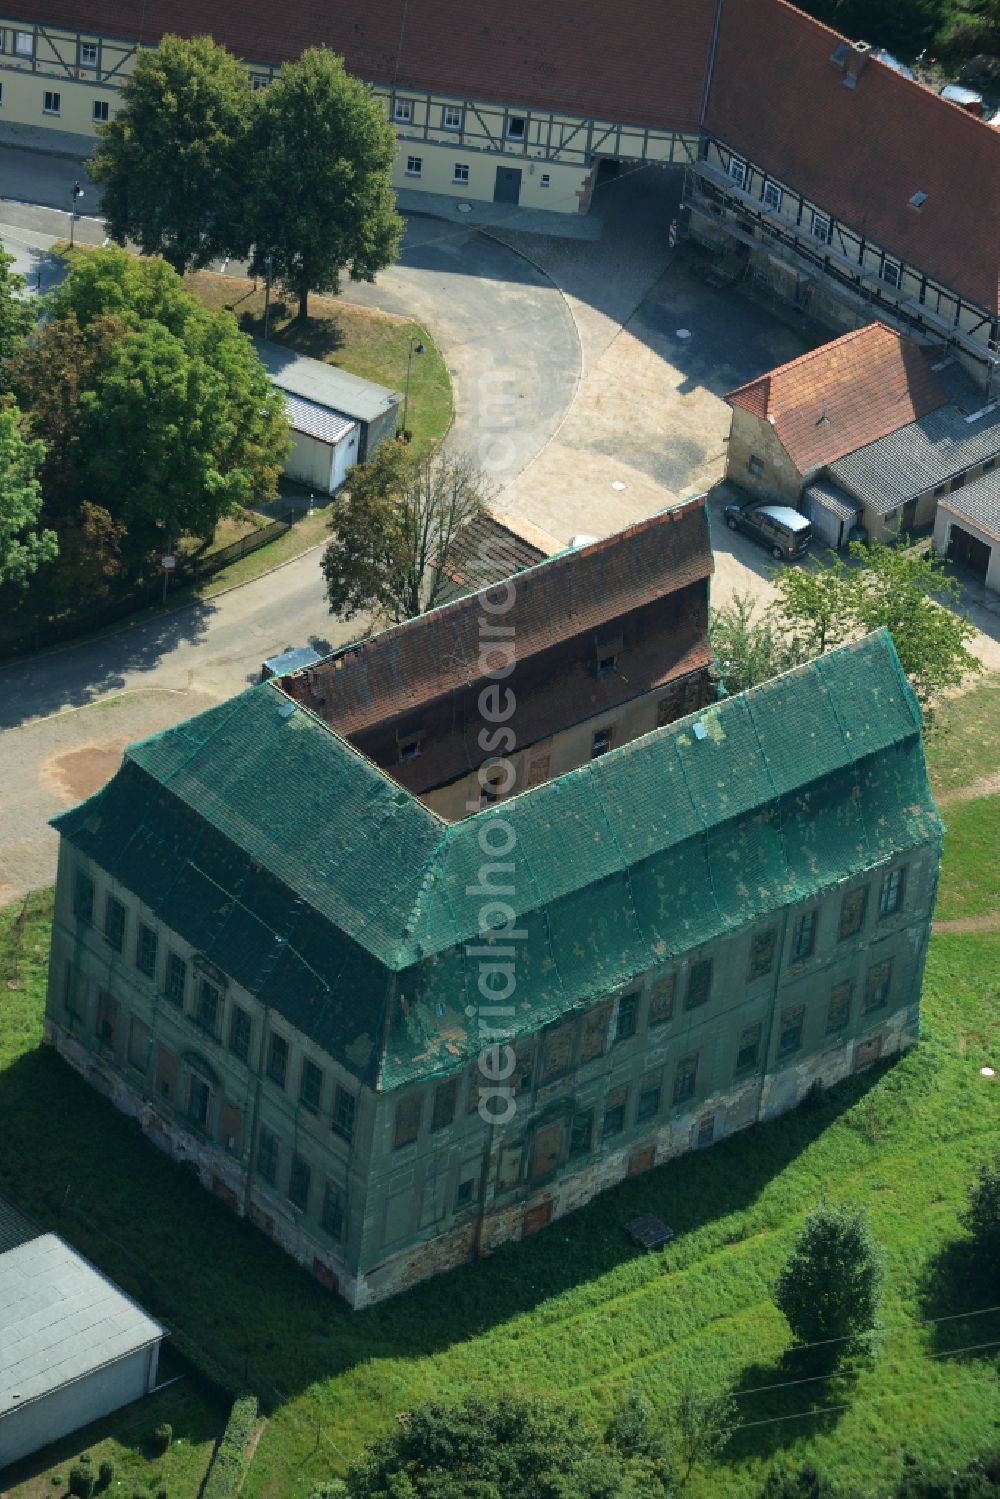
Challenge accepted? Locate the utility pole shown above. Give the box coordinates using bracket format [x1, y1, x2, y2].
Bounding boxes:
[69, 181, 84, 247]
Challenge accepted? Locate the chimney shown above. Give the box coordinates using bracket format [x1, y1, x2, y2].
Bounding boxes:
[817, 400, 831, 426]
[843, 40, 871, 89]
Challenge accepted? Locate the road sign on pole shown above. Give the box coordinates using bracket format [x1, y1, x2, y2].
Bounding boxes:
[161, 555, 176, 571]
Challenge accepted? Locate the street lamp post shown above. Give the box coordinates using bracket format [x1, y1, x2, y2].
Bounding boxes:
[69, 181, 84, 247]
[263, 254, 273, 341]
[401, 337, 424, 435]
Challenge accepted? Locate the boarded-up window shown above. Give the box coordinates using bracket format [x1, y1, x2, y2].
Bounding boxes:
[541, 1020, 574, 1081]
[637, 1071, 662, 1121]
[579, 1001, 611, 1063]
[838, 886, 868, 940]
[530, 1120, 564, 1177]
[510, 1039, 535, 1096]
[863, 959, 893, 1013]
[826, 981, 853, 1034]
[526, 752, 551, 788]
[431, 1077, 458, 1132]
[649, 974, 675, 1027]
[219, 1100, 243, 1155]
[673, 1053, 698, 1105]
[154, 1043, 177, 1099]
[779, 1005, 805, 1055]
[602, 1085, 628, 1138]
[394, 1094, 422, 1149]
[498, 1143, 523, 1189]
[569, 1109, 593, 1157]
[95, 990, 118, 1050]
[127, 1015, 150, 1073]
[747, 928, 777, 982]
[685, 959, 712, 1010]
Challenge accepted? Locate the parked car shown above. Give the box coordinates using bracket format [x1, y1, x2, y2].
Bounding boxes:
[939, 83, 985, 117]
[723, 499, 812, 560]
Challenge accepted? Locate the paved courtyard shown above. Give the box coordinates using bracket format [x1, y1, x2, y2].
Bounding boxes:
[0, 158, 996, 903]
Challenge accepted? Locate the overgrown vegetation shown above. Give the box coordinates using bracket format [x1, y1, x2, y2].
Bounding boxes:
[792, 0, 999, 61]
[202, 1394, 259, 1499]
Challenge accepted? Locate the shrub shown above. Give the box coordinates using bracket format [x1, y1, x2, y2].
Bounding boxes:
[774, 1201, 885, 1366]
[69, 1462, 95, 1499]
[152, 1422, 172, 1454]
[202, 1393, 259, 1499]
[98, 1462, 114, 1489]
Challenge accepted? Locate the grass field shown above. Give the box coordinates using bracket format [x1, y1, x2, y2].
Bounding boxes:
[0, 679, 997, 1498]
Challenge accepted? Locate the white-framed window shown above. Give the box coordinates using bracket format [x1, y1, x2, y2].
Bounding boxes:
[540, 173, 550, 187]
[79, 41, 98, 67]
[250, 72, 270, 91]
[405, 155, 422, 177]
[506, 115, 526, 140]
[810, 210, 831, 244]
[728, 154, 747, 187]
[880, 257, 902, 289]
[43, 90, 61, 116]
[0, 30, 8, 53]
[93, 99, 108, 123]
[393, 98, 413, 123]
[762, 179, 783, 212]
[443, 104, 462, 129]
[453, 162, 469, 184]
[14, 30, 33, 57]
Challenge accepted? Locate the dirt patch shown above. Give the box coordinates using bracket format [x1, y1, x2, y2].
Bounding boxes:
[39, 739, 127, 804]
[933, 912, 1000, 935]
[938, 771, 1000, 807]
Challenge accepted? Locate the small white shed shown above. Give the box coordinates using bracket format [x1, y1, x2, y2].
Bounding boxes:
[255, 341, 402, 495]
[0, 1234, 165, 1469]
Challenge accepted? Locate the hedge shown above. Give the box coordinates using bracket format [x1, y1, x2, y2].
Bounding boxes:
[202, 1393, 259, 1499]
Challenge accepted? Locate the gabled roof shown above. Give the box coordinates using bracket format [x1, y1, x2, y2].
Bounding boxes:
[53, 631, 941, 1090]
[254, 341, 398, 425]
[726, 323, 949, 474]
[5, 0, 717, 131]
[705, 0, 1000, 315]
[283, 500, 713, 737]
[435, 511, 560, 606]
[830, 401, 1000, 512]
[0, 1235, 164, 1416]
[937, 467, 1000, 541]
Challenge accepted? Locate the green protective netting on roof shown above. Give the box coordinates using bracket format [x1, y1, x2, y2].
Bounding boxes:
[53, 630, 942, 1092]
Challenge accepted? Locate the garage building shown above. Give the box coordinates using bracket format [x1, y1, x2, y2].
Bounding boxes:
[0, 1233, 165, 1469]
[933, 469, 1000, 594]
[256, 342, 402, 495]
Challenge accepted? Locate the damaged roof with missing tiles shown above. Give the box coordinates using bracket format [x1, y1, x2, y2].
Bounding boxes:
[53, 631, 941, 1090]
[281, 501, 713, 738]
[726, 323, 950, 475]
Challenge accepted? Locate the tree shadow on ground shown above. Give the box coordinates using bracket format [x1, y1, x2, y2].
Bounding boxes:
[236, 303, 346, 361]
[919, 1235, 1000, 1359]
[0, 1038, 904, 1415]
[727, 1346, 858, 1464]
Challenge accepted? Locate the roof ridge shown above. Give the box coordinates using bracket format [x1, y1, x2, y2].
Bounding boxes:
[726, 322, 902, 405]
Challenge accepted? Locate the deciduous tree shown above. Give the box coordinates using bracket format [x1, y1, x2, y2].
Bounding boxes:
[248, 49, 402, 321]
[89, 34, 253, 273]
[774, 1201, 885, 1367]
[0, 404, 56, 588]
[670, 1380, 736, 1488]
[710, 591, 805, 695]
[322, 446, 488, 622]
[0, 241, 33, 378]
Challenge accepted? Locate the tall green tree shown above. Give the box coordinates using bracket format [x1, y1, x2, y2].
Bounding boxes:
[710, 591, 805, 695]
[321, 446, 487, 623]
[770, 556, 856, 658]
[249, 49, 402, 321]
[89, 34, 253, 273]
[0, 404, 56, 587]
[774, 1201, 885, 1367]
[29, 248, 289, 561]
[670, 1381, 736, 1489]
[0, 242, 33, 379]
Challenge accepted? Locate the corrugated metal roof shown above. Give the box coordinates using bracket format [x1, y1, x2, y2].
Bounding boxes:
[803, 477, 862, 524]
[283, 393, 358, 446]
[939, 467, 1000, 539]
[0, 1235, 164, 1415]
[255, 341, 399, 425]
[829, 404, 1000, 513]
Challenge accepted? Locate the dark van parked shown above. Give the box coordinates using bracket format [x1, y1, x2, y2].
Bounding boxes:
[724, 499, 812, 560]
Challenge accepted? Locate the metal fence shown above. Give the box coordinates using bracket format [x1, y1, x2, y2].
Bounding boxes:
[0, 514, 293, 660]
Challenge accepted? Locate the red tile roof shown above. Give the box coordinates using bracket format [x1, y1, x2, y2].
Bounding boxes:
[283, 499, 713, 738]
[7, 0, 716, 131]
[725, 322, 949, 473]
[705, 0, 1000, 315]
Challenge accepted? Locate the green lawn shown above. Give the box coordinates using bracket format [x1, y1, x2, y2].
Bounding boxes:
[3, 1376, 224, 1499]
[924, 674, 1000, 796]
[187, 271, 453, 451]
[936, 795, 1000, 922]
[1, 884, 997, 1498]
